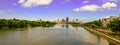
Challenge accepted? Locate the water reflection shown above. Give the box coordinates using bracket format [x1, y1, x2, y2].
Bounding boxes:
[0, 24, 118, 45]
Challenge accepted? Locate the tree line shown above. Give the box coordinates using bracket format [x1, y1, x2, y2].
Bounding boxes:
[0, 18, 56, 29]
[83, 18, 120, 34]
[107, 18, 120, 34]
[69, 22, 82, 27]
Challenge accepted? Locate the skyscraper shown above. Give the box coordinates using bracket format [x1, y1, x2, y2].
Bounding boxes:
[76, 19, 78, 22]
[62, 19, 65, 24]
[66, 17, 69, 24]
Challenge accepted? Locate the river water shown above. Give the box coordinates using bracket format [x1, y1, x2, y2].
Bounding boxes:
[0, 24, 118, 45]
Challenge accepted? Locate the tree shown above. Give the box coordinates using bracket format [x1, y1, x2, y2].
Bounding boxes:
[83, 20, 103, 28]
[0, 19, 56, 29]
[107, 18, 120, 34]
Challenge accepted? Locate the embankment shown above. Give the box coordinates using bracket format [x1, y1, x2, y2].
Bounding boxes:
[84, 27, 120, 45]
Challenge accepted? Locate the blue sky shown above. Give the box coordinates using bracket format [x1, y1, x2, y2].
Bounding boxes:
[0, 0, 120, 22]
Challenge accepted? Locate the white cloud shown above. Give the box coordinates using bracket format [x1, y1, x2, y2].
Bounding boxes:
[73, 8, 81, 12]
[102, 0, 120, 2]
[73, 5, 100, 12]
[61, 0, 70, 4]
[64, 0, 70, 2]
[18, 0, 53, 8]
[102, 2, 117, 10]
[73, 2, 117, 12]
[19, 0, 25, 3]
[83, 1, 89, 4]
[0, 10, 4, 14]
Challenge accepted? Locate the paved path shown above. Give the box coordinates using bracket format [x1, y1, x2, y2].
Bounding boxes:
[84, 27, 120, 45]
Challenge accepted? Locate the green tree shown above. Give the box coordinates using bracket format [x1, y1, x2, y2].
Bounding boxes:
[0, 18, 56, 29]
[107, 18, 120, 34]
[83, 20, 103, 28]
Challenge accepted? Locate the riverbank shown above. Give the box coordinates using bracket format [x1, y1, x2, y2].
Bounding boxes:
[84, 27, 120, 45]
[0, 19, 56, 29]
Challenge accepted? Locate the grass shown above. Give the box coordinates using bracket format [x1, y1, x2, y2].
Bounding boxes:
[98, 29, 114, 34]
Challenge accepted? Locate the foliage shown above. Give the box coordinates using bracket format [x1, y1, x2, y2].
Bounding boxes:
[107, 18, 120, 34]
[0, 19, 56, 29]
[83, 20, 103, 28]
[69, 22, 82, 27]
[83, 18, 120, 34]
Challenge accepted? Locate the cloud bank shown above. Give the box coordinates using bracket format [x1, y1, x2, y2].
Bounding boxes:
[73, 5, 100, 11]
[102, 0, 120, 2]
[18, 0, 53, 8]
[102, 2, 117, 9]
[73, 2, 117, 12]
[83, 1, 89, 4]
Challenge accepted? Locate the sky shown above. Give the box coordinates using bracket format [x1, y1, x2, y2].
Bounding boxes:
[0, 0, 120, 22]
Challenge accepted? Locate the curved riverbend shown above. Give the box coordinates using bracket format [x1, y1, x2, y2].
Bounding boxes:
[0, 24, 118, 45]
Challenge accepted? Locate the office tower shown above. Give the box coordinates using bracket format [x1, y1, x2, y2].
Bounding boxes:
[66, 17, 69, 24]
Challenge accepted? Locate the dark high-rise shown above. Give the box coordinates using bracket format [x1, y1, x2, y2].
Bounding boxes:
[62, 19, 65, 24]
[66, 17, 69, 23]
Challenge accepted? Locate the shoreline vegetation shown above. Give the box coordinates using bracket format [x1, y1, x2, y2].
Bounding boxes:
[84, 27, 120, 45]
[0, 17, 120, 44]
[0, 18, 56, 29]
[70, 17, 120, 44]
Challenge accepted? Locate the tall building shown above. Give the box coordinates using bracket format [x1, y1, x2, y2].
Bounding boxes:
[76, 19, 79, 22]
[72, 19, 75, 22]
[55, 19, 61, 24]
[62, 19, 65, 24]
[37, 19, 42, 22]
[66, 17, 69, 23]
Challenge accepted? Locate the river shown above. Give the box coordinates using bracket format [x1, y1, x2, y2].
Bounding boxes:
[0, 24, 118, 45]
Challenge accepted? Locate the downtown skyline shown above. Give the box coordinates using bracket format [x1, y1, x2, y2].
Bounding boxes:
[0, 0, 120, 22]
